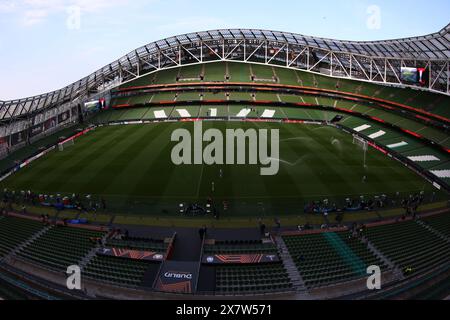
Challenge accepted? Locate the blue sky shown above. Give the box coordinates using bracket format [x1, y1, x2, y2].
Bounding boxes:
[0, 0, 449, 100]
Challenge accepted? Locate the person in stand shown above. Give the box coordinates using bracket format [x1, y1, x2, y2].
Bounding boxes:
[199, 226, 207, 240]
[359, 224, 367, 237]
[274, 218, 281, 231]
[223, 200, 228, 212]
[335, 213, 343, 225]
[101, 198, 107, 211]
[413, 203, 419, 215]
[259, 221, 266, 236]
[213, 207, 219, 220]
[403, 266, 414, 276]
[42, 214, 50, 225]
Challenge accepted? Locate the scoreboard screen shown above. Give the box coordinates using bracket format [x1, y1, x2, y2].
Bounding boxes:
[401, 67, 427, 86]
[84, 99, 106, 112]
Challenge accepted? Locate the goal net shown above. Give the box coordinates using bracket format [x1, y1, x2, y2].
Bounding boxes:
[58, 139, 74, 151]
[353, 134, 368, 151]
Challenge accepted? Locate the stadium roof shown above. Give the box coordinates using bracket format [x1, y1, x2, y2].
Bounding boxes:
[1, 24, 449, 123]
[173, 24, 450, 60]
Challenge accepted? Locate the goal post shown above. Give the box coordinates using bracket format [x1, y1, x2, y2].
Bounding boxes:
[58, 139, 74, 151]
[353, 134, 368, 168]
[353, 134, 368, 151]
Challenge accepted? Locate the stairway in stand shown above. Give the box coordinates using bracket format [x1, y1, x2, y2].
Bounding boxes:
[275, 236, 309, 295]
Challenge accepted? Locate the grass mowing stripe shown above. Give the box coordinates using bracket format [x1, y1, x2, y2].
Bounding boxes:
[292, 124, 357, 194]
[226, 121, 275, 216]
[129, 125, 177, 196]
[84, 124, 163, 195]
[1, 121, 444, 218]
[219, 121, 268, 199]
[101, 124, 167, 195]
[5, 127, 115, 183]
[55, 125, 146, 192]
[281, 124, 334, 195]
[1, 127, 125, 191]
[87, 123, 184, 211]
[130, 122, 198, 198]
[252, 121, 304, 200]
[196, 163, 205, 198]
[47, 126, 135, 191]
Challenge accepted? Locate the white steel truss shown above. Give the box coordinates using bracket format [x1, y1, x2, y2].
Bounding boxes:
[0, 25, 449, 124]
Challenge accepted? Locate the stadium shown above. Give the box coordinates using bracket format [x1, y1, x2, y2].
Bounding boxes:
[0, 23, 449, 301]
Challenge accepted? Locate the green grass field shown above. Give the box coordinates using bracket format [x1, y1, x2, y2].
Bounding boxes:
[0, 121, 440, 217]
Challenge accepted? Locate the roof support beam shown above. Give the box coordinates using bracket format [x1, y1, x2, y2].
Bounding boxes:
[0, 27, 448, 120]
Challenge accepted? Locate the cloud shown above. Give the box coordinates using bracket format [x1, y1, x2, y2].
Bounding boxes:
[156, 16, 227, 34]
[3, 0, 135, 26]
[23, 8, 48, 26]
[0, 0, 18, 12]
[71, 0, 130, 13]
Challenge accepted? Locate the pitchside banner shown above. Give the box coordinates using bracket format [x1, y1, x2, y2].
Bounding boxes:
[202, 254, 280, 265]
[154, 261, 199, 294]
[29, 123, 44, 137]
[0, 136, 8, 156]
[97, 247, 165, 262]
[58, 110, 71, 124]
[10, 131, 26, 146]
[44, 117, 57, 131]
[18, 146, 56, 170]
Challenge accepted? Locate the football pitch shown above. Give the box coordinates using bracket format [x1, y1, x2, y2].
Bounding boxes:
[0, 121, 438, 217]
